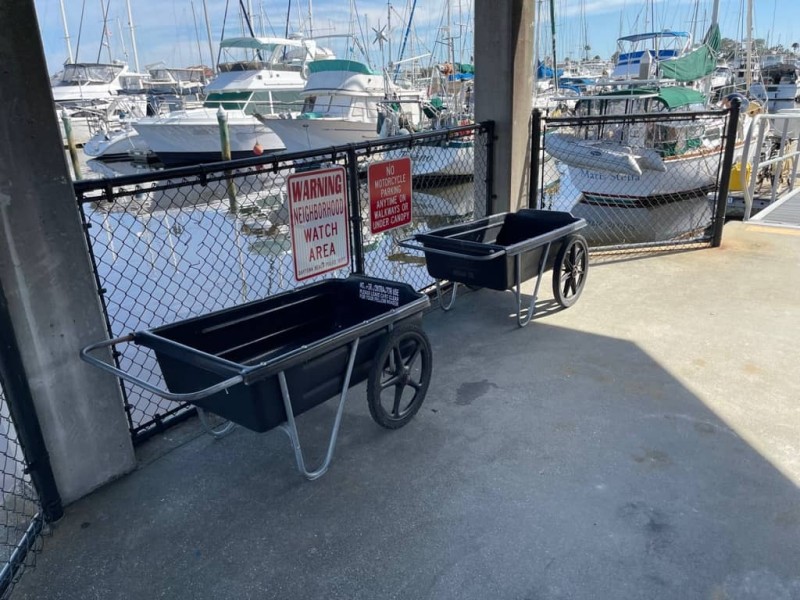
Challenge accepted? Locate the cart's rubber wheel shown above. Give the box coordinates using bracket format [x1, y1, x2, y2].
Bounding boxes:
[552, 234, 588, 308]
[368, 324, 432, 429]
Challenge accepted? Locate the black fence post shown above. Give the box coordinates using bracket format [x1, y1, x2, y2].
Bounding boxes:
[712, 98, 741, 248]
[529, 109, 543, 209]
[483, 120, 496, 215]
[0, 282, 63, 523]
[346, 146, 366, 274]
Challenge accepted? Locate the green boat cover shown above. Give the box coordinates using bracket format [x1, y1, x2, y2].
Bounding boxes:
[579, 87, 707, 109]
[659, 24, 720, 82]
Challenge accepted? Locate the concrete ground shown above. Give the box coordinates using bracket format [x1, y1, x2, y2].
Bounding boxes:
[15, 221, 800, 600]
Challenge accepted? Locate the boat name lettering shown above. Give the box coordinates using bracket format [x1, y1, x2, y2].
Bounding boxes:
[579, 169, 640, 182]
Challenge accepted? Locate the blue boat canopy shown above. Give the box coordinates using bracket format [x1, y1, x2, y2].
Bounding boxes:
[617, 31, 690, 43]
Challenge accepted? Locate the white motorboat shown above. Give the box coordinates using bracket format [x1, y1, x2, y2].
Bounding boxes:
[144, 64, 208, 97]
[750, 57, 800, 113]
[83, 125, 152, 161]
[133, 36, 335, 166]
[257, 59, 425, 154]
[51, 62, 149, 146]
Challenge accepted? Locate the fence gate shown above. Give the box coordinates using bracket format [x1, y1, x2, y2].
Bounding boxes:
[532, 103, 740, 259]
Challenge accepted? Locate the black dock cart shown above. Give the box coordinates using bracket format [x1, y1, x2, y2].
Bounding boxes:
[401, 209, 588, 326]
[81, 275, 433, 480]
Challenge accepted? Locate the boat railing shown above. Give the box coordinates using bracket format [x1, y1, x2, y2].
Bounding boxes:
[739, 111, 800, 219]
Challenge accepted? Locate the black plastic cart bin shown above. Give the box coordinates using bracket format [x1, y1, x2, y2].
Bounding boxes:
[401, 209, 588, 326]
[81, 275, 433, 480]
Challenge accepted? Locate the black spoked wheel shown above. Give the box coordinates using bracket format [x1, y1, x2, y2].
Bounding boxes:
[552, 234, 588, 308]
[367, 324, 432, 429]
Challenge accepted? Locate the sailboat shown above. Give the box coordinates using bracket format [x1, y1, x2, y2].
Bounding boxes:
[543, 10, 752, 243]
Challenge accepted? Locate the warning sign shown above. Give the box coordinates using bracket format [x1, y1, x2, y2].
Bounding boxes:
[288, 166, 350, 281]
[368, 157, 412, 234]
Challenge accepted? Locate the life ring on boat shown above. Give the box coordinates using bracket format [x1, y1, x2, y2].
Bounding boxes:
[439, 62, 454, 76]
[301, 64, 309, 80]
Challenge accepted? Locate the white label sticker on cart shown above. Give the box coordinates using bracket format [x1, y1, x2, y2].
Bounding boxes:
[288, 166, 350, 281]
[359, 282, 400, 307]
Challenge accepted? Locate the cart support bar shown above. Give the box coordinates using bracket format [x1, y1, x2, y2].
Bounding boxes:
[80, 335, 244, 402]
[278, 337, 360, 480]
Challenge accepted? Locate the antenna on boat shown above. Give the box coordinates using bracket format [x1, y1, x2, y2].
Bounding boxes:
[58, 0, 74, 64]
[125, 0, 141, 72]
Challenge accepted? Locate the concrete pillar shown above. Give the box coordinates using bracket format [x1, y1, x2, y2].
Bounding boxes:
[0, 0, 135, 504]
[474, 0, 534, 213]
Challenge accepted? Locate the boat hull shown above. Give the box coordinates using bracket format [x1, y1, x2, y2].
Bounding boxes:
[565, 147, 727, 245]
[265, 118, 379, 154]
[83, 128, 151, 160]
[570, 194, 714, 245]
[566, 147, 722, 204]
[133, 109, 285, 166]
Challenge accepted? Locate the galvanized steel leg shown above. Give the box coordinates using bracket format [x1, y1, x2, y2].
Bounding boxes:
[196, 407, 236, 439]
[515, 242, 551, 328]
[278, 338, 360, 480]
[436, 280, 458, 311]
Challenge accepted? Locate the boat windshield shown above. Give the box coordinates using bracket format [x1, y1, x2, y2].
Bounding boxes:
[204, 90, 303, 114]
[59, 64, 123, 85]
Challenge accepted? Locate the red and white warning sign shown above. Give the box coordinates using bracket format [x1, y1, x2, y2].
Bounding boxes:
[288, 166, 350, 281]
[368, 157, 412, 234]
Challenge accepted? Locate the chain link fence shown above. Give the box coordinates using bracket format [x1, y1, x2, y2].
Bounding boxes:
[0, 382, 43, 600]
[75, 123, 491, 444]
[537, 105, 736, 258]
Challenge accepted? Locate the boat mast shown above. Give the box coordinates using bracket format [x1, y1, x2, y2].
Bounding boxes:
[203, 0, 217, 74]
[745, 0, 753, 89]
[532, 0, 540, 96]
[58, 0, 74, 64]
[394, 0, 418, 82]
[125, 0, 140, 72]
[97, 0, 112, 63]
[702, 0, 721, 99]
[549, 0, 558, 91]
[191, 2, 205, 66]
[387, 0, 393, 66]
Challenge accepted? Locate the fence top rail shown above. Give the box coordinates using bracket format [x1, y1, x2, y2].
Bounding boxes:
[73, 121, 493, 199]
[544, 109, 728, 127]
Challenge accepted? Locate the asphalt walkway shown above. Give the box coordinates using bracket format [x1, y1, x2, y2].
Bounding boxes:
[16, 221, 800, 600]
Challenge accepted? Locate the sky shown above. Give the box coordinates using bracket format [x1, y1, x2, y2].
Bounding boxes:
[34, 0, 800, 76]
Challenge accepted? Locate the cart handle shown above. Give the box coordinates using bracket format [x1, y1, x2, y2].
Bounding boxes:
[80, 334, 244, 403]
[397, 238, 507, 261]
